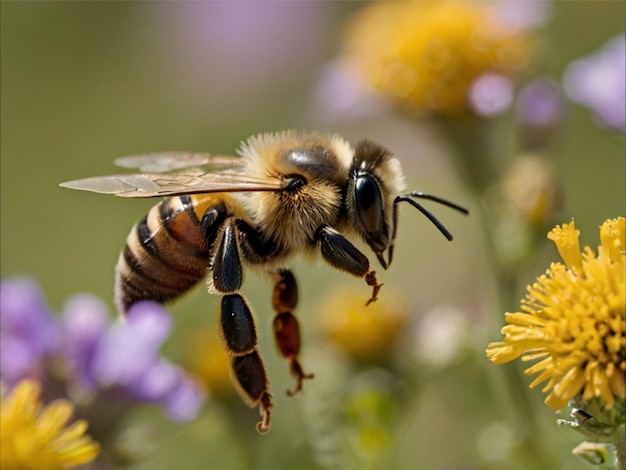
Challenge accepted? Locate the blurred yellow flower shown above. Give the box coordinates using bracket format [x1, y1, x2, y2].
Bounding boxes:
[486, 218, 625, 411]
[320, 287, 408, 363]
[1, 379, 100, 470]
[185, 328, 233, 398]
[343, 0, 532, 115]
[501, 156, 561, 228]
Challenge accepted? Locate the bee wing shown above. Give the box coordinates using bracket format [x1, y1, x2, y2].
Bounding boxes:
[60, 171, 285, 198]
[114, 152, 244, 173]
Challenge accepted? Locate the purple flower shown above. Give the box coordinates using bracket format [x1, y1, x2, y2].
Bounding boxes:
[91, 302, 171, 387]
[159, 372, 206, 422]
[491, 0, 552, 29]
[86, 301, 204, 420]
[1, 278, 204, 422]
[563, 34, 625, 133]
[468, 73, 514, 117]
[0, 278, 61, 387]
[517, 78, 564, 129]
[62, 293, 110, 389]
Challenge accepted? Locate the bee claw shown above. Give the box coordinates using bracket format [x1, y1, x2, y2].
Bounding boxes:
[286, 359, 315, 397]
[255, 392, 273, 434]
[365, 271, 383, 306]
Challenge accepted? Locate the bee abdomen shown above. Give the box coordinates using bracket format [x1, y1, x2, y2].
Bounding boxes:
[115, 195, 226, 313]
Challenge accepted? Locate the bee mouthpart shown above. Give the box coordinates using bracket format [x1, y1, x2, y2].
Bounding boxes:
[375, 251, 388, 270]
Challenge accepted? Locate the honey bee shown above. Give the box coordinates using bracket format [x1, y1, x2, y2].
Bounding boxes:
[60, 130, 468, 433]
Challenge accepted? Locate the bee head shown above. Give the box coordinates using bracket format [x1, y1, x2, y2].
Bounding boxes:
[347, 140, 405, 269]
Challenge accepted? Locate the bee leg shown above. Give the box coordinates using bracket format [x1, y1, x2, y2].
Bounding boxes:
[315, 224, 383, 305]
[274, 313, 313, 396]
[231, 352, 273, 434]
[221, 294, 273, 433]
[212, 218, 243, 293]
[365, 271, 382, 306]
[271, 269, 314, 396]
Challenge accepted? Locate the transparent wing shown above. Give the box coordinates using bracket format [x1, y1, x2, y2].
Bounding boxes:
[60, 171, 285, 198]
[113, 152, 244, 173]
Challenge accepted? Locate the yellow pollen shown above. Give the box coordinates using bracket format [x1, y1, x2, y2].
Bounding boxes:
[547, 221, 582, 271]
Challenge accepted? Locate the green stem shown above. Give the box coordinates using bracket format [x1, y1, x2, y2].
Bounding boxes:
[433, 115, 556, 467]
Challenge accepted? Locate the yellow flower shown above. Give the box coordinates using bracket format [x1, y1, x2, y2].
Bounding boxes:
[320, 287, 408, 363]
[1, 379, 100, 470]
[487, 218, 626, 411]
[501, 155, 561, 228]
[343, 0, 532, 115]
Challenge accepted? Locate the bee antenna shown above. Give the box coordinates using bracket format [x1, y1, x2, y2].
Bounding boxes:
[407, 192, 469, 215]
[394, 194, 465, 241]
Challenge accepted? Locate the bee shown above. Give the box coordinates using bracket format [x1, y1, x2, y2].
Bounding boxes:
[60, 130, 468, 433]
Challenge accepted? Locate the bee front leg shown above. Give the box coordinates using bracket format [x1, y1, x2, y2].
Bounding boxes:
[271, 269, 314, 396]
[314, 225, 383, 305]
[220, 294, 273, 434]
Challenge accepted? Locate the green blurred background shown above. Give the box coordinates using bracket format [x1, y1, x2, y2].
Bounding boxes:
[1, 2, 624, 469]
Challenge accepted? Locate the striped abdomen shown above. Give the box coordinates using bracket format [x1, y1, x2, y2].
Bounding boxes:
[115, 194, 229, 313]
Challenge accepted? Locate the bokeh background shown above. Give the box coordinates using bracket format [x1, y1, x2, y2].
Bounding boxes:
[1, 2, 624, 469]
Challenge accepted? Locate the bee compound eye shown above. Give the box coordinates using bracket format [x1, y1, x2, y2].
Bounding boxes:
[354, 174, 383, 234]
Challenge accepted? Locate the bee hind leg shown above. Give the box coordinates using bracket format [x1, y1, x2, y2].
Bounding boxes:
[271, 269, 314, 396]
[220, 293, 273, 433]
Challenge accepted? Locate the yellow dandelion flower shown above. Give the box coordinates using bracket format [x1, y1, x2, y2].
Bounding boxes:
[1, 379, 100, 470]
[486, 218, 626, 411]
[320, 287, 408, 363]
[343, 0, 532, 115]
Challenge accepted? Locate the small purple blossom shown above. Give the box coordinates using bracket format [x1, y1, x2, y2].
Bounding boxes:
[0, 278, 204, 422]
[491, 0, 552, 30]
[468, 73, 514, 117]
[563, 34, 625, 133]
[0, 278, 61, 387]
[517, 78, 564, 129]
[517, 78, 565, 141]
